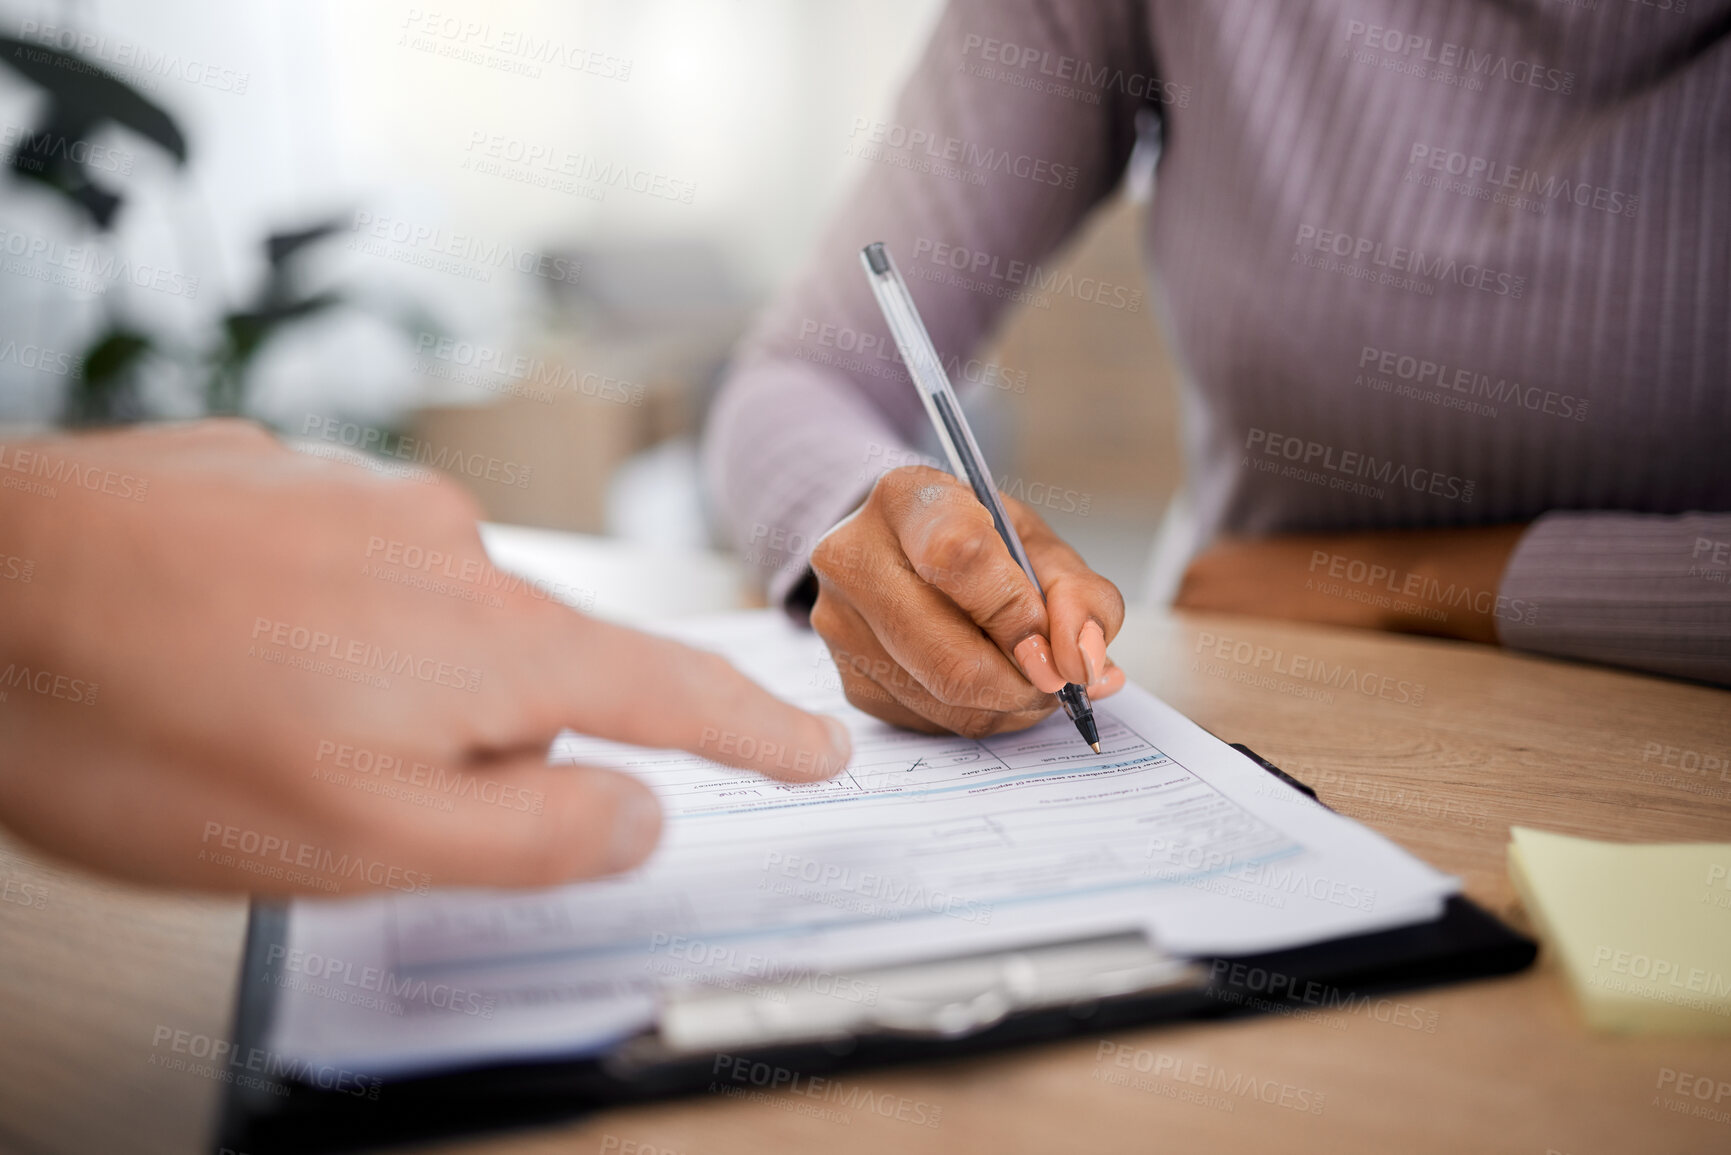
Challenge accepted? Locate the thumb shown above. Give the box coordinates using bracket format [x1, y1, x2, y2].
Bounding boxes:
[355, 755, 666, 887]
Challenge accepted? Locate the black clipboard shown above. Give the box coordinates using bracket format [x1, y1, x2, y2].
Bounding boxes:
[212, 747, 1535, 1155]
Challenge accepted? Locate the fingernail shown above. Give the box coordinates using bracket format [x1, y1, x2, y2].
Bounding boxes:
[1013, 635, 1067, 694]
[1086, 664, 1126, 700]
[1079, 620, 1108, 686]
[605, 780, 662, 873]
[821, 715, 852, 773]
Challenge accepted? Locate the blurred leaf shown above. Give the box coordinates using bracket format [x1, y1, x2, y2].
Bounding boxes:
[9, 109, 125, 227]
[266, 219, 346, 269]
[0, 37, 186, 158]
[207, 291, 345, 416]
[65, 328, 153, 426]
[80, 329, 152, 385]
[223, 290, 344, 356]
[0, 35, 186, 227]
[205, 213, 355, 418]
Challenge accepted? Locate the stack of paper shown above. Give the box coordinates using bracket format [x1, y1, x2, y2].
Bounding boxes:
[1509, 826, 1731, 1034]
[269, 612, 1460, 1075]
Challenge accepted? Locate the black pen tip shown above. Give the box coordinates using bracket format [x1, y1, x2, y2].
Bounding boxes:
[1067, 697, 1100, 752]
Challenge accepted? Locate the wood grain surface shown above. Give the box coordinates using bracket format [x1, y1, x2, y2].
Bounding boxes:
[2, 608, 1727, 1155]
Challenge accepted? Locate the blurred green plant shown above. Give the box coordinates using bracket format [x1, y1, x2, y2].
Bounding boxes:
[0, 34, 431, 427]
[207, 220, 348, 417]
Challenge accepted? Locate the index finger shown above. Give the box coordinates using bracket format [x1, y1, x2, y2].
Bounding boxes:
[510, 608, 852, 782]
[1011, 502, 1126, 690]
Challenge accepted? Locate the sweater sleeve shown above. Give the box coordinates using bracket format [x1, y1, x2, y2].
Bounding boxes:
[1496, 511, 1731, 687]
[702, 0, 1154, 608]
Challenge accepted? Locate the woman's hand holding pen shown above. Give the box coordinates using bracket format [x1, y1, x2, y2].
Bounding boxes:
[809, 465, 1126, 738]
[0, 420, 851, 895]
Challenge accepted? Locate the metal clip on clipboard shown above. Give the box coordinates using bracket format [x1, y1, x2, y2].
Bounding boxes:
[616, 742, 1328, 1062]
[624, 934, 1207, 1062]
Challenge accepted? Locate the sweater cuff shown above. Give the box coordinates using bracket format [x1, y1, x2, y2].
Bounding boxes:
[1496, 511, 1731, 686]
[704, 357, 922, 615]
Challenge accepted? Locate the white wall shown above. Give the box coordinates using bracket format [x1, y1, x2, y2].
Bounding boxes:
[0, 0, 942, 424]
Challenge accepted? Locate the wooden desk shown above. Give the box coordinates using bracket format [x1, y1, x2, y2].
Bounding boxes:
[2, 607, 1728, 1155]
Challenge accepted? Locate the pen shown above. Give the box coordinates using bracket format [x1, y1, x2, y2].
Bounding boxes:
[859, 241, 1101, 753]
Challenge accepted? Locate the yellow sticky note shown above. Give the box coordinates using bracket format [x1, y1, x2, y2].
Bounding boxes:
[1508, 826, 1731, 1034]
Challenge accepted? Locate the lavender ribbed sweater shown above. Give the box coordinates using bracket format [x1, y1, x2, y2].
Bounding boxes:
[704, 0, 1731, 686]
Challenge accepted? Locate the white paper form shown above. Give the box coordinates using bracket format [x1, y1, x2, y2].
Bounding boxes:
[268, 612, 1457, 1075]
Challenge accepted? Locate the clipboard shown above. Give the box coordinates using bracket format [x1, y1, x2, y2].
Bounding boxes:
[212, 747, 1535, 1155]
